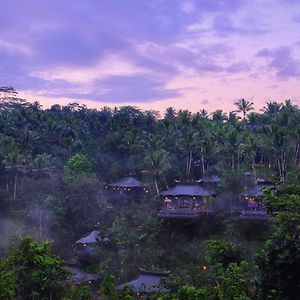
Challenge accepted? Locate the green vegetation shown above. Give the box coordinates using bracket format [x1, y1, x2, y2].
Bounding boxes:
[0, 87, 300, 298]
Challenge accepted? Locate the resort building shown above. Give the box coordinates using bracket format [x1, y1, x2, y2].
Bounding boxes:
[157, 182, 216, 218]
[117, 269, 170, 297]
[105, 176, 149, 203]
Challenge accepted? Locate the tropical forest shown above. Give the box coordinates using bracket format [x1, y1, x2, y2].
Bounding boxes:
[0, 86, 300, 299]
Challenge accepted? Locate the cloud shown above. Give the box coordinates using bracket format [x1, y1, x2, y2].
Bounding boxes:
[30, 54, 150, 83]
[201, 99, 209, 104]
[0, 0, 299, 111]
[256, 46, 300, 80]
[42, 75, 180, 103]
[292, 13, 300, 23]
[212, 15, 266, 36]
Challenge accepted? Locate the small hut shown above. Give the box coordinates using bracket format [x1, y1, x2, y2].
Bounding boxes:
[197, 175, 221, 189]
[66, 266, 101, 290]
[105, 177, 149, 203]
[73, 230, 100, 256]
[117, 269, 170, 297]
[236, 180, 273, 218]
[157, 183, 216, 218]
[242, 124, 272, 132]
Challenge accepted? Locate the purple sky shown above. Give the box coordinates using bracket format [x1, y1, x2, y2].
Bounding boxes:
[1, 0, 300, 113]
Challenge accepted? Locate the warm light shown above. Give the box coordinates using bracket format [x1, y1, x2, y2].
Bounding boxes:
[203, 266, 207, 271]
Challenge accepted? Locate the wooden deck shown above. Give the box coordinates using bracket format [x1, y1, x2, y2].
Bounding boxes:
[157, 208, 214, 219]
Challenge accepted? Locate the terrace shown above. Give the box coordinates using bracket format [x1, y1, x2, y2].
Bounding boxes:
[157, 183, 216, 219]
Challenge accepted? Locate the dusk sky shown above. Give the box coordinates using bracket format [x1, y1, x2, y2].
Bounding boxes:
[1, 0, 300, 113]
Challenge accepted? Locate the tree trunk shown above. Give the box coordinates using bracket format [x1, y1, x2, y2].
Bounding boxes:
[13, 174, 17, 201]
[160, 172, 169, 189]
[252, 154, 256, 183]
[154, 178, 159, 195]
[201, 146, 205, 175]
[294, 142, 299, 164]
[187, 150, 192, 177]
[39, 206, 43, 239]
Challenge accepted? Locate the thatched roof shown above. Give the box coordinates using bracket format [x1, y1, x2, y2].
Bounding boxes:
[197, 175, 221, 184]
[240, 183, 272, 197]
[159, 183, 215, 197]
[117, 269, 170, 293]
[243, 124, 272, 132]
[75, 230, 100, 244]
[109, 177, 142, 187]
[66, 266, 101, 286]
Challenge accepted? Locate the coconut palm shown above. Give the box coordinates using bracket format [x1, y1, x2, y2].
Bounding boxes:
[262, 101, 282, 116]
[234, 98, 254, 120]
[143, 150, 170, 194]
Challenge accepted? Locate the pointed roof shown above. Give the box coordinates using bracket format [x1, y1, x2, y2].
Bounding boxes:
[240, 182, 273, 197]
[66, 266, 101, 286]
[159, 183, 215, 197]
[109, 177, 142, 187]
[197, 175, 221, 184]
[75, 230, 100, 244]
[117, 269, 170, 293]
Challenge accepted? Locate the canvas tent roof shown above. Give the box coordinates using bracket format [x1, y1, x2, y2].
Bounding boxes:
[66, 266, 101, 286]
[243, 124, 272, 132]
[117, 269, 170, 293]
[75, 230, 100, 244]
[159, 183, 215, 197]
[240, 183, 272, 197]
[197, 175, 221, 184]
[109, 177, 143, 187]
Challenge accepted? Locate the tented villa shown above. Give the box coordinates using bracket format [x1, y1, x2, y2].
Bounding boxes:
[117, 269, 170, 296]
[73, 230, 100, 257]
[105, 176, 149, 203]
[157, 183, 216, 218]
[233, 179, 273, 218]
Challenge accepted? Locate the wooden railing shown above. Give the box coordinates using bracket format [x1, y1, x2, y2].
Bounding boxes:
[158, 208, 213, 217]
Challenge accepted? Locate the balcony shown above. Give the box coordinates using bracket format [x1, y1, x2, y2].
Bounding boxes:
[158, 207, 214, 219]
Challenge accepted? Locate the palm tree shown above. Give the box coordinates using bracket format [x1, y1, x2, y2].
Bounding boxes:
[234, 98, 254, 120]
[226, 129, 239, 171]
[164, 107, 177, 120]
[29, 153, 56, 179]
[177, 127, 199, 178]
[262, 101, 282, 116]
[143, 150, 170, 194]
[3, 151, 27, 200]
[211, 110, 227, 122]
[245, 134, 260, 182]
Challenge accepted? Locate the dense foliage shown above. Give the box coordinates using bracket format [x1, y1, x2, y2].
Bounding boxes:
[1, 87, 300, 299]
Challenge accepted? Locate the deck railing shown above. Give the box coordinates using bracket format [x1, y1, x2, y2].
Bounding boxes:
[158, 208, 213, 217]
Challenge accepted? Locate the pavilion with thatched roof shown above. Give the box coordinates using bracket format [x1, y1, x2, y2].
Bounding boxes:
[233, 179, 273, 218]
[105, 176, 149, 202]
[73, 230, 100, 256]
[157, 183, 216, 218]
[66, 266, 101, 290]
[117, 268, 170, 296]
[197, 175, 221, 185]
